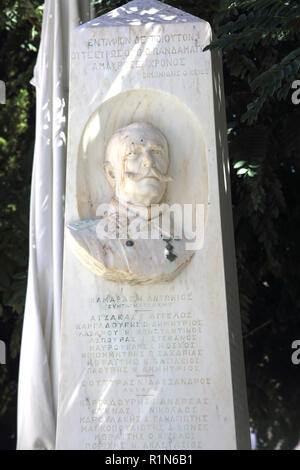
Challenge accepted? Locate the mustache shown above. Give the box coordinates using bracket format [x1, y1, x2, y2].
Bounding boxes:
[124, 167, 173, 183]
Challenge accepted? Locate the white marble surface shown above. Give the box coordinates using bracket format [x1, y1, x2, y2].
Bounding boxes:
[56, 0, 250, 450]
[67, 121, 196, 284]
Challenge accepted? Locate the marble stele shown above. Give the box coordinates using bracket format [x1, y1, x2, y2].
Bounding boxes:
[56, 0, 251, 450]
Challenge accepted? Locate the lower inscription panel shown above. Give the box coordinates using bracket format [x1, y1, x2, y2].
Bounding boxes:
[74, 292, 210, 450]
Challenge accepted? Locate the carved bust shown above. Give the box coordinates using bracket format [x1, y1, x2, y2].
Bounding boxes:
[67, 122, 194, 284]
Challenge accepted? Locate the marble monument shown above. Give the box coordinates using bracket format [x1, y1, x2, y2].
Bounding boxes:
[56, 0, 251, 450]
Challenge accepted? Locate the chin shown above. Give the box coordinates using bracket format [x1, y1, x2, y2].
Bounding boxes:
[121, 180, 166, 205]
[137, 181, 165, 204]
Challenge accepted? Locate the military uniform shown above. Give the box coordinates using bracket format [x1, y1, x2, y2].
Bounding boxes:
[67, 198, 195, 284]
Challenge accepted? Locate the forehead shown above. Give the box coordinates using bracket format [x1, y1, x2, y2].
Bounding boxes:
[119, 124, 167, 149]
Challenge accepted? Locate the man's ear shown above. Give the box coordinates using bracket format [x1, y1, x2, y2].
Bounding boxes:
[103, 161, 115, 188]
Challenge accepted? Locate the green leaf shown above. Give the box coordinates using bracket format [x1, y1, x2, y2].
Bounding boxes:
[237, 168, 248, 175]
[234, 160, 247, 169]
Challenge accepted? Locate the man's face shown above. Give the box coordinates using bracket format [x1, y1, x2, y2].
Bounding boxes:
[107, 123, 171, 206]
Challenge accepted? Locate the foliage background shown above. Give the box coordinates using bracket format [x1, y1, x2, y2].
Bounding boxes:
[0, 0, 300, 450]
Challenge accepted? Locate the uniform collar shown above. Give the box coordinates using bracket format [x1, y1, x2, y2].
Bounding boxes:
[111, 197, 165, 221]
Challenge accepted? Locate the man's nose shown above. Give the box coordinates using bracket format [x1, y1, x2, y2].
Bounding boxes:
[141, 151, 154, 168]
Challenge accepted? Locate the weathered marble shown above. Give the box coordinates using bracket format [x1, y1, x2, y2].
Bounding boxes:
[56, 0, 250, 450]
[67, 122, 195, 284]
